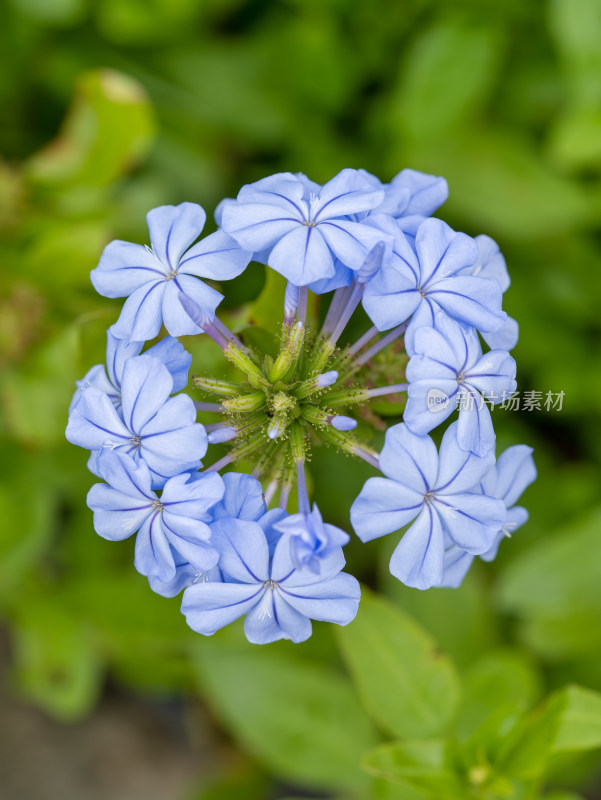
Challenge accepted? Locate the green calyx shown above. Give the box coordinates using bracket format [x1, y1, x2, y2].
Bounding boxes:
[193, 322, 404, 484]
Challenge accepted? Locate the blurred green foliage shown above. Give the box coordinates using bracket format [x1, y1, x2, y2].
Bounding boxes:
[1, 0, 601, 797]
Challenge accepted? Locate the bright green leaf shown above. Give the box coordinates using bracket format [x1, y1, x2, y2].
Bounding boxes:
[194, 643, 377, 790]
[335, 590, 461, 739]
[27, 69, 155, 188]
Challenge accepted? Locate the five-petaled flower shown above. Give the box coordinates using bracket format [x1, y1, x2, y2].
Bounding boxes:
[91, 202, 251, 341]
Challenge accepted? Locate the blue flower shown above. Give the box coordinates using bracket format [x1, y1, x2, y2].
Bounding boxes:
[350, 422, 506, 589]
[362, 217, 507, 353]
[66, 354, 207, 487]
[149, 472, 268, 597]
[87, 450, 224, 583]
[70, 326, 192, 415]
[91, 203, 251, 341]
[404, 315, 517, 456]
[439, 444, 537, 587]
[220, 170, 389, 286]
[272, 504, 350, 574]
[181, 514, 360, 644]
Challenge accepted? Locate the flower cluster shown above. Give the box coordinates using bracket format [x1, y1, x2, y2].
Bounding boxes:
[67, 167, 536, 643]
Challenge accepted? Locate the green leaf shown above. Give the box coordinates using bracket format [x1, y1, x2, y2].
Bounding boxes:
[335, 590, 461, 739]
[194, 642, 378, 790]
[554, 685, 601, 752]
[455, 650, 541, 742]
[363, 740, 465, 799]
[392, 19, 505, 140]
[1, 324, 81, 445]
[27, 69, 155, 188]
[12, 593, 102, 720]
[501, 684, 601, 779]
[496, 507, 601, 659]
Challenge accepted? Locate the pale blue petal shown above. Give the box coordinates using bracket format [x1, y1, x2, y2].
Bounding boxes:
[71, 364, 115, 413]
[161, 513, 218, 572]
[179, 229, 251, 280]
[212, 472, 266, 522]
[120, 356, 173, 434]
[416, 219, 478, 286]
[182, 582, 264, 635]
[318, 219, 390, 272]
[210, 518, 269, 583]
[161, 471, 224, 520]
[221, 201, 301, 252]
[429, 276, 506, 333]
[134, 511, 174, 582]
[237, 173, 306, 209]
[91, 241, 165, 298]
[439, 546, 474, 588]
[379, 423, 439, 491]
[257, 508, 288, 555]
[465, 350, 517, 402]
[87, 484, 153, 541]
[146, 203, 206, 269]
[244, 591, 312, 644]
[495, 445, 536, 507]
[162, 274, 223, 337]
[391, 169, 448, 217]
[403, 299, 439, 355]
[456, 389, 496, 457]
[435, 421, 495, 492]
[473, 234, 510, 292]
[105, 326, 144, 389]
[95, 448, 154, 499]
[308, 261, 353, 294]
[350, 477, 424, 542]
[433, 493, 505, 553]
[482, 316, 519, 351]
[404, 379, 459, 435]
[268, 225, 334, 286]
[65, 388, 131, 450]
[111, 279, 166, 341]
[273, 541, 345, 586]
[389, 505, 444, 590]
[145, 337, 192, 393]
[313, 168, 384, 220]
[139, 395, 207, 475]
[278, 573, 360, 625]
[362, 266, 420, 331]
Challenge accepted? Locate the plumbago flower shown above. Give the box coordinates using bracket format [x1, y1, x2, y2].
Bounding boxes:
[350, 423, 506, 589]
[91, 202, 252, 341]
[441, 444, 536, 588]
[69, 326, 191, 414]
[66, 354, 207, 487]
[403, 315, 517, 456]
[87, 450, 224, 582]
[67, 166, 535, 644]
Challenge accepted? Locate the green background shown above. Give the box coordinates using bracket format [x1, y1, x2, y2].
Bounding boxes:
[1, 0, 601, 798]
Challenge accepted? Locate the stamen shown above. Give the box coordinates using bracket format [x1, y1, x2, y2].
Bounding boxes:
[366, 383, 408, 399]
[328, 283, 364, 345]
[212, 316, 244, 348]
[347, 325, 379, 356]
[355, 322, 408, 366]
[194, 401, 223, 413]
[320, 285, 353, 336]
